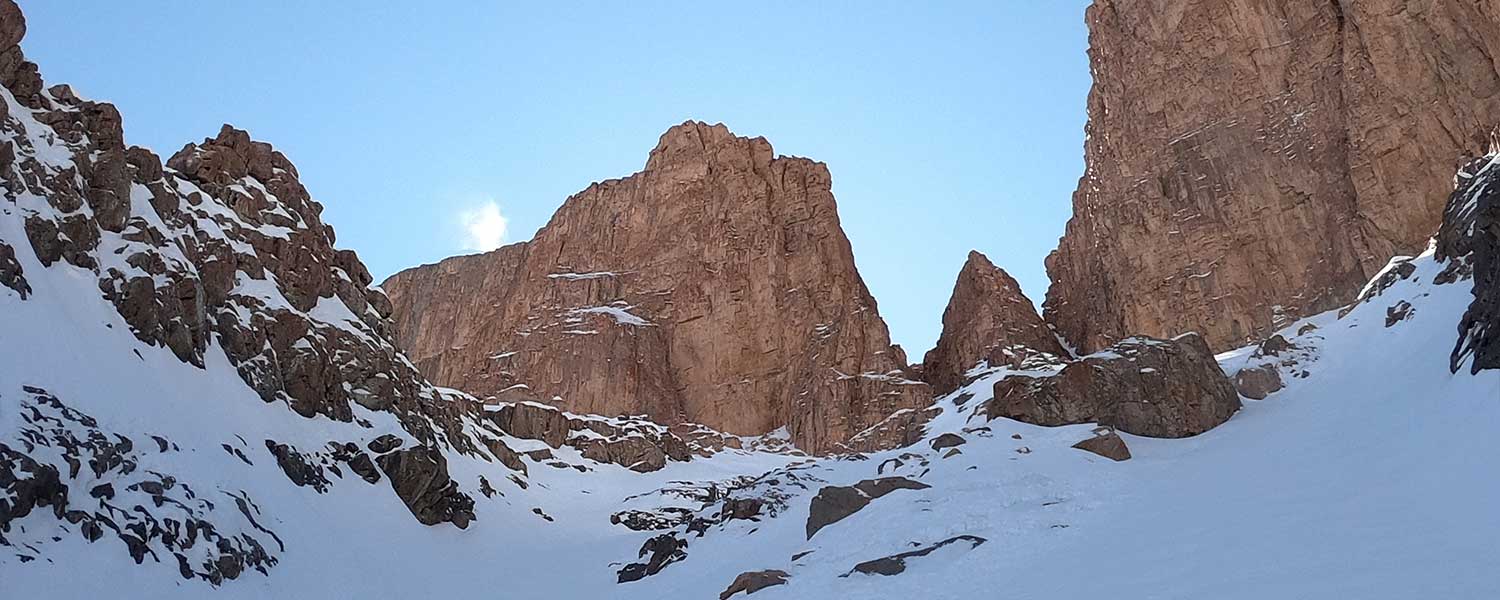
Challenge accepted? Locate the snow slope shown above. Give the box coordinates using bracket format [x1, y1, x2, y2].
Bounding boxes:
[6, 202, 1495, 599]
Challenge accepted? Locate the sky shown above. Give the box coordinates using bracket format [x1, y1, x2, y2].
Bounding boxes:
[17, 1, 1092, 356]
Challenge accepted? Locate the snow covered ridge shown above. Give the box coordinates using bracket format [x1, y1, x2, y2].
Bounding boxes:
[0, 16, 558, 584]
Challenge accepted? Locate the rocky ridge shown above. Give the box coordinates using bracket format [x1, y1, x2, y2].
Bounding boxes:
[382, 121, 930, 453]
[1045, 0, 1500, 353]
[0, 2, 535, 579]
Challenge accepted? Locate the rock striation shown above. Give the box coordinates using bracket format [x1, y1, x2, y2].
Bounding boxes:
[922, 250, 1067, 395]
[382, 122, 931, 453]
[1045, 0, 1500, 354]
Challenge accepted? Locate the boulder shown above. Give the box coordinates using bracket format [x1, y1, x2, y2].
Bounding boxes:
[986, 333, 1240, 438]
[806, 477, 929, 539]
[1071, 430, 1131, 462]
[1233, 365, 1284, 400]
[375, 446, 476, 528]
[720, 570, 789, 599]
[844, 535, 987, 577]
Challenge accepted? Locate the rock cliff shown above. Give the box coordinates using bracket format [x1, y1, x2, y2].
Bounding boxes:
[1045, 0, 1500, 353]
[382, 122, 930, 453]
[921, 250, 1067, 395]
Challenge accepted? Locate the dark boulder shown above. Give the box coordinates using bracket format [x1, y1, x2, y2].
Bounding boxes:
[806, 477, 929, 539]
[376, 446, 475, 528]
[986, 333, 1241, 438]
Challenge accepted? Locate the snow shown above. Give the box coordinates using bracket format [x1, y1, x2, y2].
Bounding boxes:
[1, 80, 1496, 596]
[569, 305, 652, 326]
[547, 271, 617, 281]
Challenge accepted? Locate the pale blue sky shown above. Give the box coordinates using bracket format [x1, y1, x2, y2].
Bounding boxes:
[19, 1, 1092, 355]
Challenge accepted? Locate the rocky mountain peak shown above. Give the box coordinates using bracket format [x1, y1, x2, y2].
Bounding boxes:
[921, 250, 1066, 395]
[383, 122, 929, 453]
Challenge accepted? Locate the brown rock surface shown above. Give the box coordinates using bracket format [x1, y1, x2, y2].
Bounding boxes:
[383, 122, 931, 453]
[922, 250, 1068, 395]
[1045, 0, 1500, 354]
[1233, 364, 1284, 400]
[986, 333, 1240, 438]
[720, 569, 789, 599]
[1072, 429, 1132, 462]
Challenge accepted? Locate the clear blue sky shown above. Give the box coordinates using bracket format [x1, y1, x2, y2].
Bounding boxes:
[19, 1, 1092, 356]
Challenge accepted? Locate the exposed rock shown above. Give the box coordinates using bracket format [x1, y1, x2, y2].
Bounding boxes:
[923, 250, 1068, 394]
[1437, 150, 1500, 373]
[844, 405, 941, 453]
[375, 446, 475, 529]
[263, 441, 330, 493]
[382, 122, 931, 453]
[1233, 365, 1284, 400]
[986, 333, 1240, 438]
[329, 443, 381, 484]
[1072, 429, 1131, 462]
[842, 535, 987, 577]
[1045, 0, 1500, 354]
[720, 569, 789, 599]
[485, 402, 570, 448]
[366, 434, 403, 455]
[929, 433, 966, 451]
[806, 477, 929, 539]
[611, 508, 694, 532]
[616, 533, 688, 583]
[483, 401, 697, 472]
[0, 240, 29, 298]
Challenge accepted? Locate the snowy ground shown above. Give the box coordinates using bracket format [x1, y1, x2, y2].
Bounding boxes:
[3, 199, 1496, 599]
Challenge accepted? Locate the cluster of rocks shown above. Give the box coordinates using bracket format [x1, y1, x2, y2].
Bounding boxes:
[1, 387, 280, 584]
[381, 121, 931, 454]
[483, 401, 699, 472]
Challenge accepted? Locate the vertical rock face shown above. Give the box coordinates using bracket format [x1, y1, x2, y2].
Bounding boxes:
[1436, 144, 1500, 374]
[1045, 0, 1500, 353]
[921, 250, 1067, 395]
[382, 122, 930, 453]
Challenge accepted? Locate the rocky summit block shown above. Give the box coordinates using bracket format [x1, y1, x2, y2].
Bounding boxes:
[986, 333, 1240, 438]
[382, 121, 930, 453]
[922, 250, 1068, 395]
[1045, 0, 1500, 354]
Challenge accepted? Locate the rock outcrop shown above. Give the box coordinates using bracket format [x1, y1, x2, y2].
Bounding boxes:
[921, 250, 1067, 395]
[1072, 429, 1131, 462]
[805, 477, 929, 539]
[985, 333, 1240, 438]
[1045, 0, 1500, 354]
[382, 122, 931, 453]
[1436, 148, 1500, 373]
[720, 569, 789, 599]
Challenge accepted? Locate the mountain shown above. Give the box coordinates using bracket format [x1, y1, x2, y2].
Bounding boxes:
[1044, 0, 1500, 353]
[3, 0, 1499, 597]
[380, 122, 930, 454]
